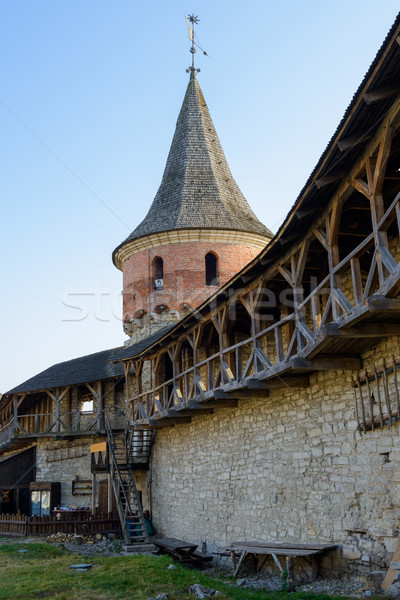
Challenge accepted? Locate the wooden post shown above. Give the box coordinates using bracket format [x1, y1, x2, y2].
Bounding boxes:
[211, 306, 231, 383]
[107, 473, 113, 515]
[356, 373, 367, 431]
[97, 381, 103, 429]
[85, 381, 103, 430]
[168, 342, 182, 405]
[13, 395, 18, 434]
[92, 473, 97, 515]
[130, 360, 143, 419]
[123, 360, 132, 404]
[46, 387, 69, 433]
[365, 370, 375, 431]
[55, 389, 61, 432]
[286, 556, 294, 591]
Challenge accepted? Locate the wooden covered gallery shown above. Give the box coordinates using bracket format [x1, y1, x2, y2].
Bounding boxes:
[1, 12, 400, 576]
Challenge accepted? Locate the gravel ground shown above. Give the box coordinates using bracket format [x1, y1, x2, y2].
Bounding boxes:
[62, 539, 123, 557]
[222, 573, 384, 596]
[200, 565, 387, 597]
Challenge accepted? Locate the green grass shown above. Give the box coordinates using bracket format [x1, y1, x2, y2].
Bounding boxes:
[0, 541, 340, 600]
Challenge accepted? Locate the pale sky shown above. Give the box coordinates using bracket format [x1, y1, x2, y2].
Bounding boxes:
[1, 1, 399, 393]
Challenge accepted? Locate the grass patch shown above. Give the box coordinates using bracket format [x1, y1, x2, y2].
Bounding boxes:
[0, 541, 342, 600]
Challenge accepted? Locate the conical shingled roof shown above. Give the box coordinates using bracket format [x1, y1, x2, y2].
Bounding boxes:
[113, 73, 272, 263]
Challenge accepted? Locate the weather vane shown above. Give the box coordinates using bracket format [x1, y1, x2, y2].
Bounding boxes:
[185, 14, 208, 77]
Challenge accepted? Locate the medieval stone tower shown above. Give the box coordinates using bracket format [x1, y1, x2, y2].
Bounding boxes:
[113, 70, 272, 343]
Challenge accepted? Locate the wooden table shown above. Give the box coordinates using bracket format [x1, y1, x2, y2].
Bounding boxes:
[226, 541, 337, 589]
[153, 537, 198, 560]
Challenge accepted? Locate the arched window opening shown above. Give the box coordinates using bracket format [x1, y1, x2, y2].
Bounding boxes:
[152, 256, 164, 290]
[154, 304, 169, 314]
[205, 252, 219, 286]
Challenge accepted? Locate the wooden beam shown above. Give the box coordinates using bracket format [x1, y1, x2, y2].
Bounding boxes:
[324, 323, 400, 338]
[174, 402, 214, 416]
[148, 416, 192, 427]
[247, 377, 310, 389]
[337, 132, 371, 152]
[154, 410, 192, 420]
[277, 232, 300, 245]
[367, 295, 400, 311]
[315, 170, 346, 189]
[174, 408, 214, 416]
[363, 85, 400, 105]
[214, 389, 269, 400]
[295, 206, 317, 220]
[200, 398, 238, 408]
[290, 356, 362, 371]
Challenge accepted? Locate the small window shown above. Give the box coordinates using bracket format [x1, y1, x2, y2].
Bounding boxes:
[152, 256, 164, 289]
[205, 252, 219, 286]
[81, 394, 94, 413]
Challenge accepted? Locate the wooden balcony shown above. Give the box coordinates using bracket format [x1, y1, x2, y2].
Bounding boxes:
[0, 409, 111, 451]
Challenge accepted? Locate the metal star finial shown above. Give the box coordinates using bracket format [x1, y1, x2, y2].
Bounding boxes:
[185, 14, 208, 77]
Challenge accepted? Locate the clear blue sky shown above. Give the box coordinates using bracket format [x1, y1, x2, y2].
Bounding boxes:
[1, 1, 399, 393]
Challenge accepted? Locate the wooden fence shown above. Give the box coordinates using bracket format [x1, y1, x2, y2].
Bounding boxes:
[0, 512, 122, 538]
[0, 513, 26, 537]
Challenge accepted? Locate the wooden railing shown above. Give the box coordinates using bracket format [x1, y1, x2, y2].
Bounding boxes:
[0, 410, 114, 449]
[16, 410, 100, 435]
[0, 419, 15, 447]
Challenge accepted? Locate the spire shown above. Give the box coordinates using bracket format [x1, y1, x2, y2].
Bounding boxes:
[113, 76, 272, 265]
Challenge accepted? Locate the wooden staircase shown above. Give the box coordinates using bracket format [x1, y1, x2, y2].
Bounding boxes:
[126, 427, 155, 469]
[104, 413, 148, 545]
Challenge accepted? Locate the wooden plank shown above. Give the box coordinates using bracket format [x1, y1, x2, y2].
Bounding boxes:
[233, 551, 247, 578]
[153, 537, 197, 551]
[227, 545, 326, 556]
[90, 442, 107, 454]
[286, 556, 295, 591]
[271, 552, 283, 572]
[229, 541, 338, 551]
[382, 538, 400, 590]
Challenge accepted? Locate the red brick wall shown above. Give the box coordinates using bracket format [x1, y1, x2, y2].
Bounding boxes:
[122, 241, 261, 322]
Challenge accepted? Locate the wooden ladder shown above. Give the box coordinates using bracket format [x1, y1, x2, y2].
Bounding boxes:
[104, 412, 148, 545]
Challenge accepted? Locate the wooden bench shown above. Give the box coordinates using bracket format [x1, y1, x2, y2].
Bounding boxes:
[227, 541, 337, 588]
[152, 537, 212, 568]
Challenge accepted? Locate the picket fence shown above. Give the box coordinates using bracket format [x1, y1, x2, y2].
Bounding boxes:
[0, 512, 121, 537]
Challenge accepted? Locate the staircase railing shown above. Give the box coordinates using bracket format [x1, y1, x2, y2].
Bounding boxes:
[104, 411, 132, 543]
